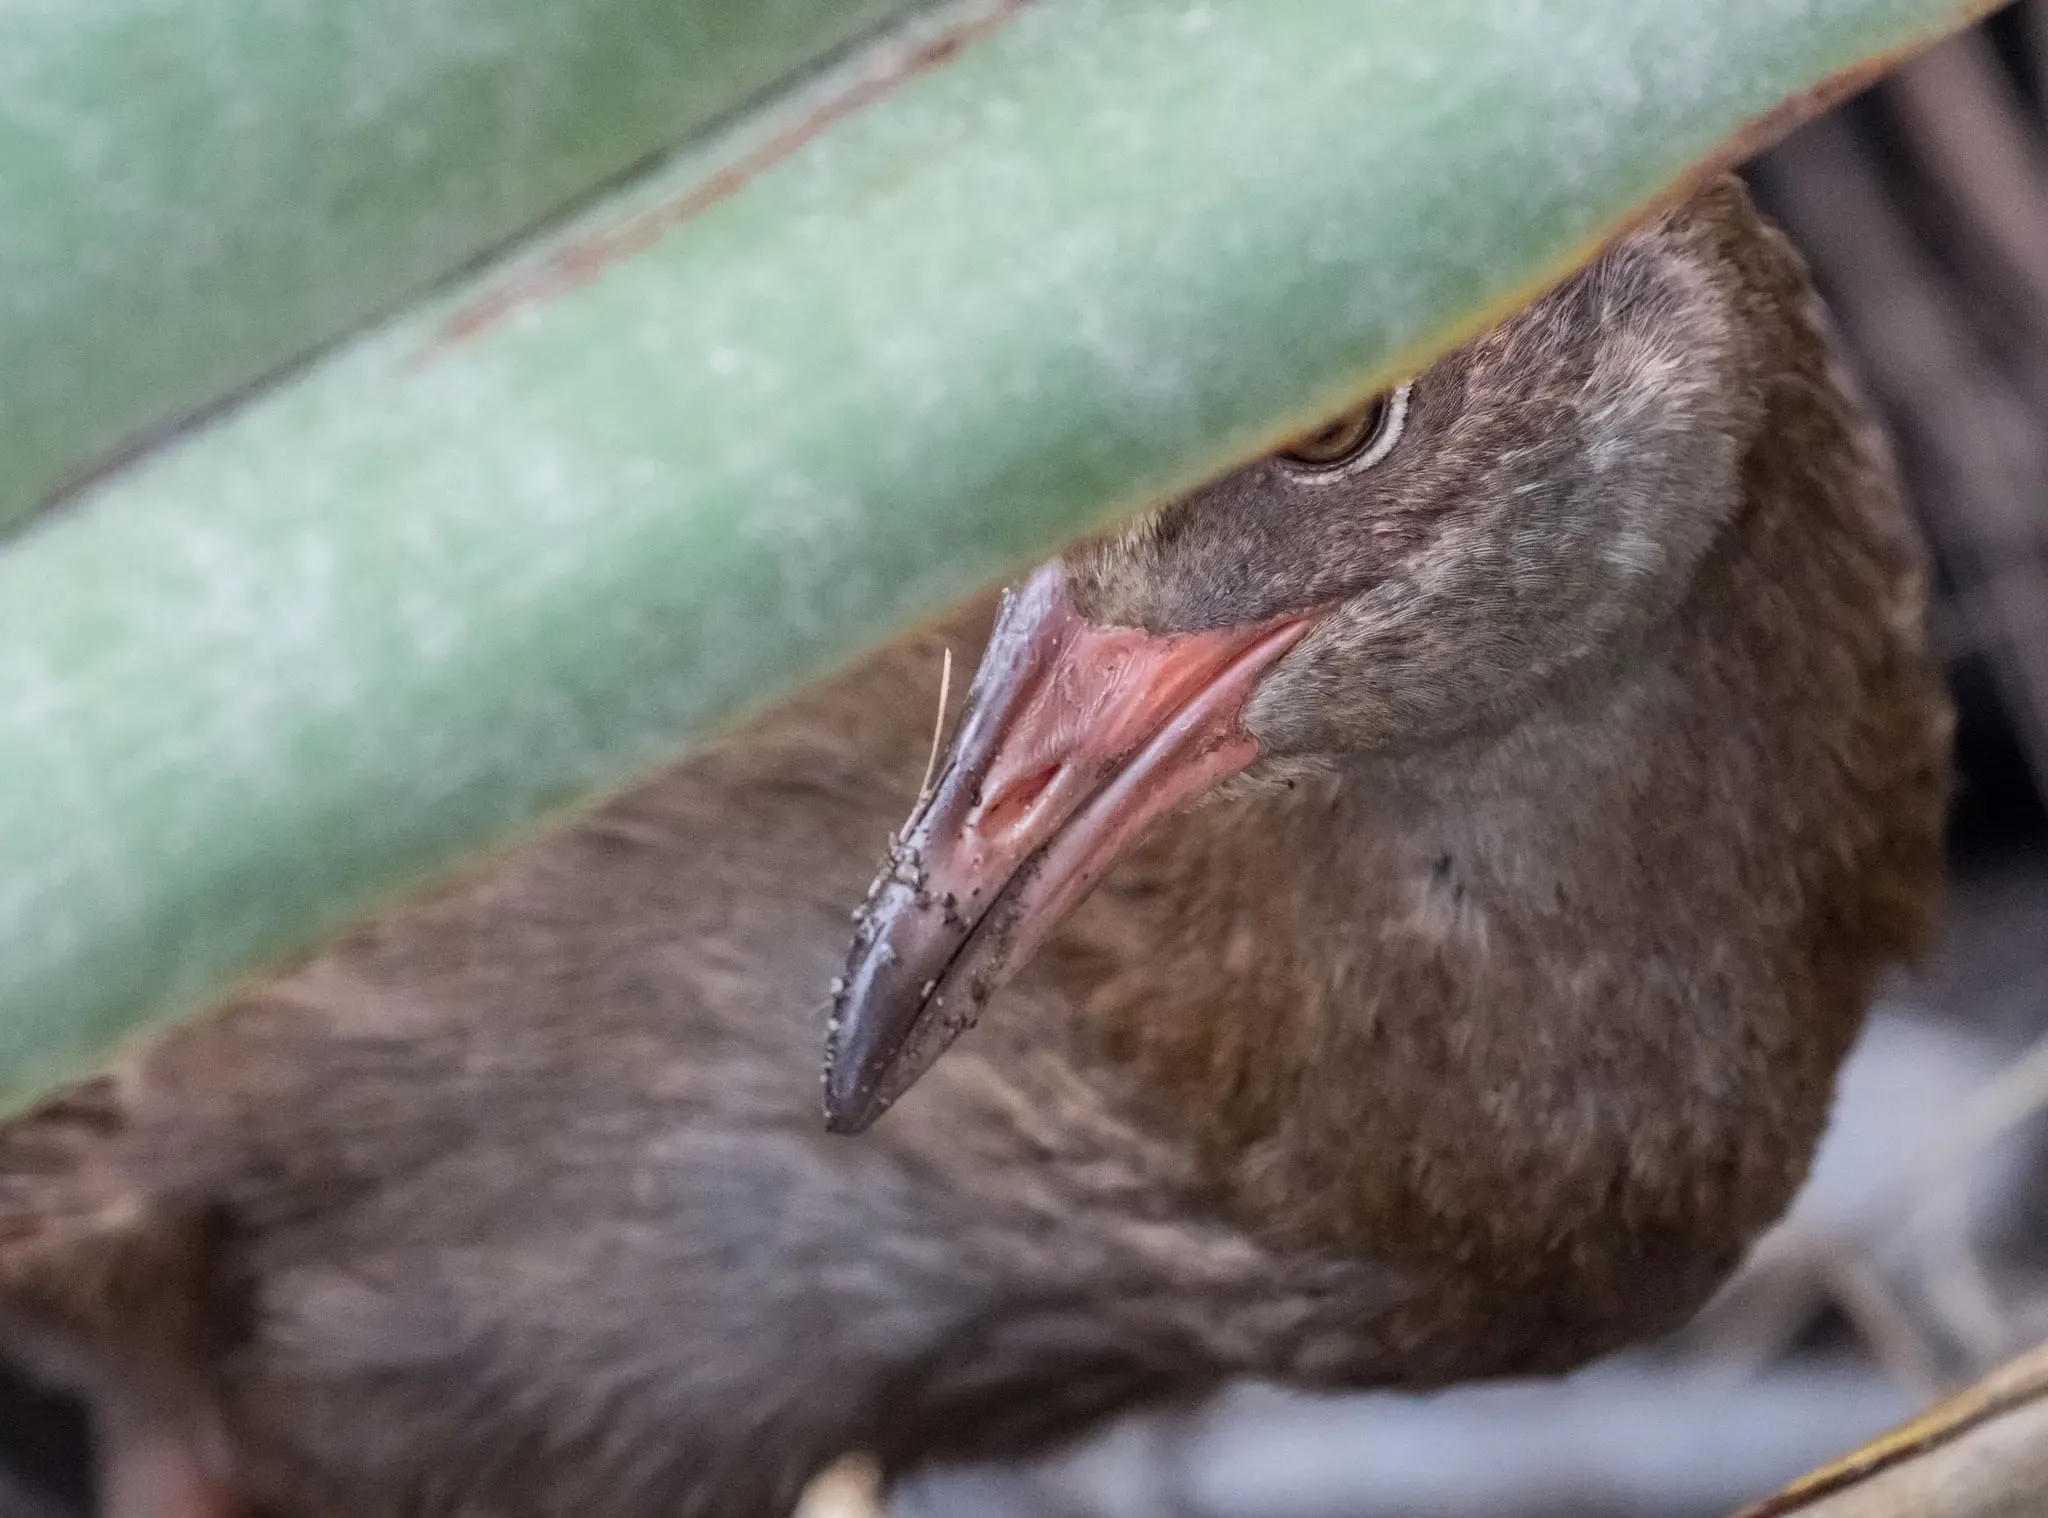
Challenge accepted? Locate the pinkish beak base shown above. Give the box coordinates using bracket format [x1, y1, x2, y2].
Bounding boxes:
[822, 564, 1310, 1134]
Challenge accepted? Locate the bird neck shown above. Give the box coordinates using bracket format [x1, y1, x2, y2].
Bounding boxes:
[1040, 356, 1944, 1329]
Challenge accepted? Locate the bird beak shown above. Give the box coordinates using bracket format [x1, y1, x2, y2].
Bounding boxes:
[823, 563, 1311, 1133]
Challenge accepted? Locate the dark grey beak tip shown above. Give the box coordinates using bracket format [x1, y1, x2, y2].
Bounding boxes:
[822, 942, 926, 1136]
[821, 1058, 885, 1136]
[821, 867, 973, 1138]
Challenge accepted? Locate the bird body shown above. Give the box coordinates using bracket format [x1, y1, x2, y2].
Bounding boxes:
[0, 178, 1949, 1517]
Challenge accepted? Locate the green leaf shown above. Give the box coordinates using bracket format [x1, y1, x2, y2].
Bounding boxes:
[0, 0, 931, 524]
[0, 0, 2002, 1105]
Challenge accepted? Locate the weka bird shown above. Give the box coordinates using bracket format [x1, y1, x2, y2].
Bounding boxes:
[0, 176, 1948, 1517]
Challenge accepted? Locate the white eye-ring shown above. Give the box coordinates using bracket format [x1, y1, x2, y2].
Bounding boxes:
[1278, 381, 1412, 475]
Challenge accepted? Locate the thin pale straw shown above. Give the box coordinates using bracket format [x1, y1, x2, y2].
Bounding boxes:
[916, 646, 954, 805]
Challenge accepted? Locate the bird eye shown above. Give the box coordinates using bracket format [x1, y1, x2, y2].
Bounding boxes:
[1278, 382, 1412, 473]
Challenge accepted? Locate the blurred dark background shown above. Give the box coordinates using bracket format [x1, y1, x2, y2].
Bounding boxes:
[6, 6, 2048, 1516]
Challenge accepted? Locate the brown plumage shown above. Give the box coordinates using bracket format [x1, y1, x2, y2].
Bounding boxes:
[0, 177, 1948, 1517]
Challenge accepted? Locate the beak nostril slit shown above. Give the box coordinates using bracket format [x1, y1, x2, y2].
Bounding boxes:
[978, 763, 1063, 840]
